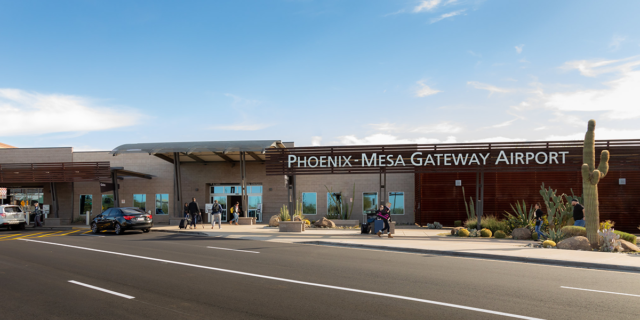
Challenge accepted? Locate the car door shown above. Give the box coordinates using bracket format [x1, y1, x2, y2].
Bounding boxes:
[107, 209, 121, 230]
[96, 209, 111, 230]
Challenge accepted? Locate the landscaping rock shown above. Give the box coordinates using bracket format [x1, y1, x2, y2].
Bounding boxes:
[619, 240, 640, 252]
[314, 217, 336, 228]
[268, 215, 280, 227]
[451, 227, 464, 236]
[557, 236, 592, 251]
[293, 216, 303, 222]
[512, 227, 532, 240]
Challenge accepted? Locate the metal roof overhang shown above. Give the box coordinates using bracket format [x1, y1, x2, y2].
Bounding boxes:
[110, 167, 153, 179]
[110, 140, 286, 164]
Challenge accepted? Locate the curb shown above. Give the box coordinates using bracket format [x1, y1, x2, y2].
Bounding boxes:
[298, 241, 640, 273]
[151, 229, 210, 236]
[31, 227, 74, 231]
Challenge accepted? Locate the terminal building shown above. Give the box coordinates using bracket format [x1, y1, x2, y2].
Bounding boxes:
[0, 139, 638, 232]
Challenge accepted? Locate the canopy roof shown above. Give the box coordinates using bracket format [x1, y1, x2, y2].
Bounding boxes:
[110, 140, 286, 163]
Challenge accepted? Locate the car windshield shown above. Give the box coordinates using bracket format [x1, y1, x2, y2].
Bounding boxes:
[121, 208, 144, 215]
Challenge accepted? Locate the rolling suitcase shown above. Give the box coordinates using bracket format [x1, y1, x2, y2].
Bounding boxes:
[179, 215, 190, 229]
[360, 222, 370, 234]
[374, 219, 384, 234]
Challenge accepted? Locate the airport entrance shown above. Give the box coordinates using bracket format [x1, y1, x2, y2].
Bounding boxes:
[209, 184, 263, 222]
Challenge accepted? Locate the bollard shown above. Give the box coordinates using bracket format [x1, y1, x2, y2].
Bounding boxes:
[86, 211, 90, 226]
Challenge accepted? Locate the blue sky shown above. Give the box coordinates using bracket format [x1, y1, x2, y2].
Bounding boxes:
[1, 0, 639, 150]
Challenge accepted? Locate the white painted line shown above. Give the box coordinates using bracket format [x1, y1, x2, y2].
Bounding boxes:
[207, 246, 259, 253]
[23, 239, 540, 320]
[68, 280, 135, 299]
[561, 286, 640, 298]
[80, 235, 105, 237]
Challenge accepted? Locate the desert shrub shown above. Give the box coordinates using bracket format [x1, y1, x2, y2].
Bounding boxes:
[613, 230, 637, 244]
[427, 223, 435, 229]
[480, 228, 492, 237]
[454, 220, 462, 227]
[598, 228, 621, 252]
[434, 222, 443, 229]
[481, 216, 510, 235]
[542, 240, 556, 248]
[599, 220, 615, 230]
[458, 229, 470, 237]
[561, 226, 586, 238]
[531, 232, 538, 241]
[494, 230, 506, 238]
[503, 200, 535, 232]
[542, 229, 566, 243]
[304, 219, 311, 226]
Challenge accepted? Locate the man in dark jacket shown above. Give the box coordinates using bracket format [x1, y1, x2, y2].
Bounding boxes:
[188, 197, 201, 229]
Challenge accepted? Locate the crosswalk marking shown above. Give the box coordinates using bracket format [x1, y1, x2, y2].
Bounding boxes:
[0, 229, 87, 241]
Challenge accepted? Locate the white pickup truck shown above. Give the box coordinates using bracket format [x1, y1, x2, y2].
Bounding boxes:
[0, 205, 27, 230]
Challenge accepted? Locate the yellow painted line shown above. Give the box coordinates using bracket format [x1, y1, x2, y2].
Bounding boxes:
[35, 231, 66, 238]
[47, 230, 81, 237]
[3, 232, 50, 240]
[0, 233, 22, 239]
[82, 230, 92, 234]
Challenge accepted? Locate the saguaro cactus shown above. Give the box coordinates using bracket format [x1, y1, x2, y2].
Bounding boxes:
[582, 119, 610, 247]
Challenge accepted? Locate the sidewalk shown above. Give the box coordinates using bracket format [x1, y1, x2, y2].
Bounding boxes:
[151, 224, 640, 272]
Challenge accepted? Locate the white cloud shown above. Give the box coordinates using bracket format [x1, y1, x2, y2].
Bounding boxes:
[412, 122, 462, 133]
[515, 45, 524, 54]
[467, 81, 510, 96]
[416, 80, 441, 97]
[560, 55, 640, 77]
[370, 121, 462, 134]
[609, 35, 626, 51]
[546, 128, 640, 141]
[0, 88, 141, 137]
[468, 136, 527, 143]
[483, 118, 518, 129]
[311, 136, 322, 146]
[414, 0, 441, 12]
[339, 133, 456, 145]
[430, 9, 466, 23]
[545, 68, 640, 119]
[210, 123, 271, 131]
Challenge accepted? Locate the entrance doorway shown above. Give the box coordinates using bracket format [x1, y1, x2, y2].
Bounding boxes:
[209, 184, 263, 222]
[228, 195, 242, 218]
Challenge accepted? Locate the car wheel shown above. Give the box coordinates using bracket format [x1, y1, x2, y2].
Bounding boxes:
[114, 223, 123, 235]
[142, 228, 150, 233]
[18, 223, 25, 230]
[91, 223, 99, 234]
[10, 225, 18, 231]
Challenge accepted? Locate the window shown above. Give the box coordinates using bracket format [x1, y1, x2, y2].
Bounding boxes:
[248, 196, 262, 222]
[388, 192, 404, 215]
[133, 194, 146, 212]
[155, 194, 169, 215]
[302, 193, 317, 215]
[212, 186, 224, 194]
[362, 192, 378, 215]
[101, 208, 113, 217]
[79, 195, 93, 216]
[102, 194, 114, 212]
[249, 186, 263, 194]
[327, 192, 342, 218]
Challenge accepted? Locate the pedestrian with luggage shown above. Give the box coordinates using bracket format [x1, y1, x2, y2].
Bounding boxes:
[211, 200, 222, 229]
[229, 201, 240, 225]
[32, 201, 43, 228]
[534, 202, 544, 239]
[188, 198, 201, 229]
[376, 204, 393, 238]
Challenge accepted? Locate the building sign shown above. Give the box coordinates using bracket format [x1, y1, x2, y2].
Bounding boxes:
[0, 188, 6, 199]
[287, 151, 570, 168]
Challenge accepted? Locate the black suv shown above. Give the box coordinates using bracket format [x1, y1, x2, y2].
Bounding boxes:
[91, 207, 153, 235]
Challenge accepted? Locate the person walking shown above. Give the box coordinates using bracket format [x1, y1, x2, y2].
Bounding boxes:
[229, 201, 240, 225]
[534, 202, 544, 239]
[188, 198, 201, 229]
[211, 200, 222, 229]
[32, 202, 43, 228]
[572, 199, 585, 227]
[376, 204, 393, 238]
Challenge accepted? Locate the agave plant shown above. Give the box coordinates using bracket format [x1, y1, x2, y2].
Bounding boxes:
[504, 200, 535, 232]
[434, 222, 443, 229]
[468, 228, 478, 237]
[541, 228, 566, 243]
[462, 187, 476, 222]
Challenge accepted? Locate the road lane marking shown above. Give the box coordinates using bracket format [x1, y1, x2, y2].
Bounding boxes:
[561, 286, 640, 298]
[10, 232, 50, 239]
[21, 239, 542, 320]
[207, 246, 259, 253]
[48, 230, 81, 237]
[68, 280, 135, 299]
[0, 233, 21, 239]
[36, 231, 66, 238]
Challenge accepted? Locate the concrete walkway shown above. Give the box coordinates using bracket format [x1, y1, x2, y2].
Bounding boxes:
[150, 224, 640, 272]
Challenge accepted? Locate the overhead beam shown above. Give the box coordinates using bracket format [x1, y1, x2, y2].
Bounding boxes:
[154, 154, 174, 164]
[185, 153, 206, 163]
[214, 152, 236, 163]
[247, 152, 263, 162]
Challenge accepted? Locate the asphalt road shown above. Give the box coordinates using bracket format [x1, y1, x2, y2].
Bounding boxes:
[0, 229, 639, 320]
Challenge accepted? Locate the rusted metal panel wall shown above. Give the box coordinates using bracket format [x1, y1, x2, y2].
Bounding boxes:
[0, 162, 111, 183]
[417, 170, 640, 233]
